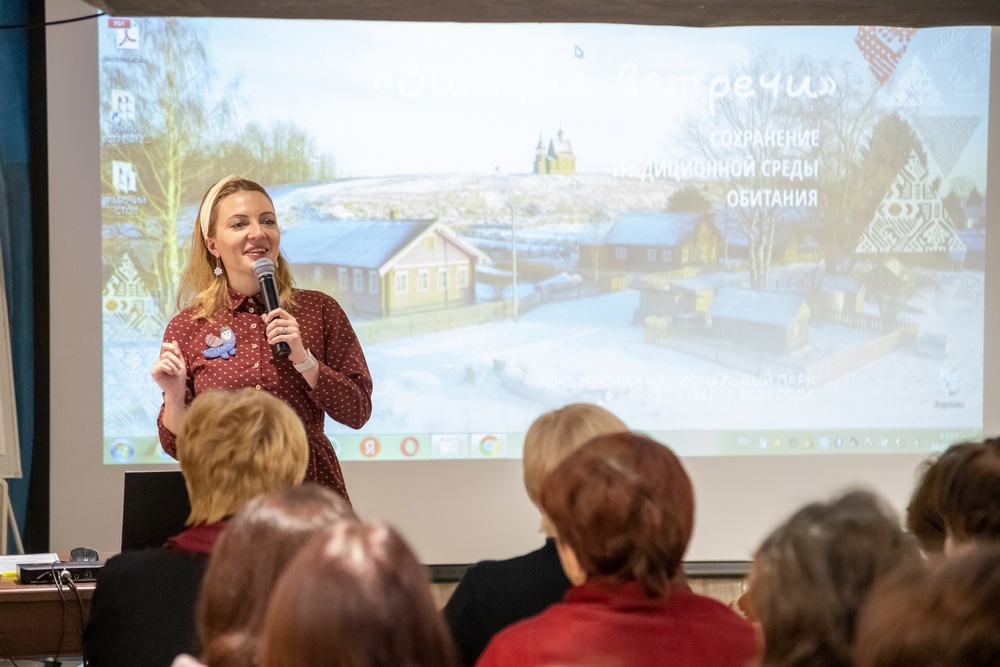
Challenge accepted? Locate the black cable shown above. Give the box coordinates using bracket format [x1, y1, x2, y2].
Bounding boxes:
[67, 577, 89, 667]
[51, 564, 67, 663]
[0, 11, 105, 31]
[0, 625, 20, 667]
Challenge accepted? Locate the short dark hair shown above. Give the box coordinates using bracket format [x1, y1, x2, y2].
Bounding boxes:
[196, 484, 355, 667]
[939, 437, 1000, 544]
[750, 490, 921, 667]
[261, 521, 459, 667]
[855, 545, 1000, 667]
[905, 444, 971, 552]
[539, 431, 694, 597]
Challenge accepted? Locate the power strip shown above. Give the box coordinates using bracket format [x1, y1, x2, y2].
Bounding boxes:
[17, 561, 105, 584]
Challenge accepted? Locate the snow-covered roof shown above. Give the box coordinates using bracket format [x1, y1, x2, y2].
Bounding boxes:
[709, 288, 806, 326]
[603, 212, 706, 247]
[670, 272, 745, 292]
[281, 219, 431, 269]
[547, 129, 574, 158]
[281, 218, 489, 275]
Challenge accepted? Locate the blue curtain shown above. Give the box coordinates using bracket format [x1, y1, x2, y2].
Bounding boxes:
[0, 0, 38, 548]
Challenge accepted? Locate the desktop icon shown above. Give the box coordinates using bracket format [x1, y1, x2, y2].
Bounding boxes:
[939, 365, 960, 396]
[431, 434, 469, 459]
[480, 435, 500, 456]
[112, 161, 137, 193]
[110, 89, 136, 123]
[114, 19, 140, 49]
[360, 436, 381, 458]
[109, 439, 135, 463]
[471, 433, 508, 459]
[400, 436, 420, 457]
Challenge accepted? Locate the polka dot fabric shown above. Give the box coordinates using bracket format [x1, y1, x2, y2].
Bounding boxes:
[156, 288, 373, 502]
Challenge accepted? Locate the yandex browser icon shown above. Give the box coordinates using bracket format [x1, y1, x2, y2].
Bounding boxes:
[360, 437, 381, 458]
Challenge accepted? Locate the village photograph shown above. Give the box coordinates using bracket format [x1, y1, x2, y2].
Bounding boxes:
[98, 20, 989, 462]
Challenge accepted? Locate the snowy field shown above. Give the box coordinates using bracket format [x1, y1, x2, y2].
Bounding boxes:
[331, 269, 983, 436]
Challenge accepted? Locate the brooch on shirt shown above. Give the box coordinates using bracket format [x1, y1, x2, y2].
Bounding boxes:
[202, 325, 237, 359]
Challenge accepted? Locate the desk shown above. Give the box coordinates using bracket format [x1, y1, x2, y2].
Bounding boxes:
[0, 579, 93, 659]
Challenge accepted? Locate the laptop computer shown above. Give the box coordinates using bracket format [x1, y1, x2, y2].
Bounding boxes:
[121, 471, 191, 551]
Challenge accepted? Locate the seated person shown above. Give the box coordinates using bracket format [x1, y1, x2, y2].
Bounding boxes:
[444, 403, 626, 666]
[260, 521, 460, 667]
[905, 443, 971, 563]
[172, 484, 355, 667]
[84, 388, 310, 667]
[937, 437, 1000, 558]
[747, 490, 922, 667]
[855, 544, 1000, 667]
[477, 432, 756, 667]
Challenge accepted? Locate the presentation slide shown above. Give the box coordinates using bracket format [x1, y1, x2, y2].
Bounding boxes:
[98, 19, 989, 465]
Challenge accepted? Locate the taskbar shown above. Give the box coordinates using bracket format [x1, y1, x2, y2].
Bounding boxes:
[103, 427, 980, 464]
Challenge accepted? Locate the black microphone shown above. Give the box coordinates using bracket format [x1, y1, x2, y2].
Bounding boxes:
[252, 257, 291, 358]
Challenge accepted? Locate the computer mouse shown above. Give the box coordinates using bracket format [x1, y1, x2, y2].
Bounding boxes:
[69, 547, 100, 562]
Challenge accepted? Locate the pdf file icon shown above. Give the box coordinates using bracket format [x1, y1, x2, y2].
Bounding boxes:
[108, 18, 130, 29]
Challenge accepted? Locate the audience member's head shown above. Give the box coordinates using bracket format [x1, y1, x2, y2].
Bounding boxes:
[905, 444, 971, 559]
[748, 490, 922, 667]
[938, 437, 1000, 557]
[855, 544, 1000, 667]
[522, 403, 626, 510]
[261, 521, 459, 667]
[196, 484, 355, 667]
[177, 388, 309, 525]
[539, 431, 694, 597]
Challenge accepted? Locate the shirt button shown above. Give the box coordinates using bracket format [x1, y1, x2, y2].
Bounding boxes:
[252, 343, 258, 349]
[251, 323, 257, 329]
[249, 308, 255, 313]
[253, 362, 260, 369]
[255, 384, 262, 390]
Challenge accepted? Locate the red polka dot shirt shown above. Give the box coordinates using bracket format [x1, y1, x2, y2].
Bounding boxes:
[156, 288, 373, 501]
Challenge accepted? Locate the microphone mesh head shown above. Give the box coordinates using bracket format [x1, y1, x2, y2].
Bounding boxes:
[252, 257, 276, 279]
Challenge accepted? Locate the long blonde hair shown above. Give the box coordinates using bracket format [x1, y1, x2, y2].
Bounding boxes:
[177, 176, 298, 320]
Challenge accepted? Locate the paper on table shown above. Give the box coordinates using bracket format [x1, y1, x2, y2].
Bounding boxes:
[0, 552, 58, 576]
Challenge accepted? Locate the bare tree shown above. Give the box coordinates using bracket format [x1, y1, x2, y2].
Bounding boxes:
[675, 50, 804, 289]
[797, 58, 882, 274]
[101, 17, 238, 318]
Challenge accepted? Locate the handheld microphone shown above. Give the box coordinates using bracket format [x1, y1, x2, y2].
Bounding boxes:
[252, 257, 291, 358]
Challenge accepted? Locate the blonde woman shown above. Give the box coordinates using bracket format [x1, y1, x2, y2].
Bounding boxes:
[151, 175, 372, 500]
[444, 403, 626, 666]
[84, 388, 310, 667]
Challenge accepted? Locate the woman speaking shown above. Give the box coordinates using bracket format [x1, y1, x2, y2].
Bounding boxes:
[151, 175, 372, 501]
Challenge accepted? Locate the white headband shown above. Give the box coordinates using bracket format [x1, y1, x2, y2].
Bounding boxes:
[198, 174, 240, 239]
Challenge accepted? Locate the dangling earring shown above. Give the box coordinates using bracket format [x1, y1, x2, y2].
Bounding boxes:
[213, 258, 223, 276]
[274, 258, 279, 269]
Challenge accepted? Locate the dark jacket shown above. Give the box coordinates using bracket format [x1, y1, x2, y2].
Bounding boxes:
[84, 548, 209, 667]
[443, 538, 571, 666]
